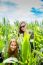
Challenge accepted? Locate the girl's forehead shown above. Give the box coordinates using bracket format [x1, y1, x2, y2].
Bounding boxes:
[21, 23, 25, 26]
[10, 41, 17, 45]
[11, 42, 16, 45]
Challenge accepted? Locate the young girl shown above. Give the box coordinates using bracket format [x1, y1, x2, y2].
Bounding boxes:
[3, 38, 19, 65]
[8, 38, 18, 58]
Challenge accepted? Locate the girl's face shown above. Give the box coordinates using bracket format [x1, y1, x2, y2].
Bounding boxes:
[20, 23, 26, 32]
[10, 39, 17, 51]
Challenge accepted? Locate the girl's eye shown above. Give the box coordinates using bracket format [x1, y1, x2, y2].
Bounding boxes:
[14, 45, 16, 46]
[12, 41, 14, 42]
[11, 44, 13, 46]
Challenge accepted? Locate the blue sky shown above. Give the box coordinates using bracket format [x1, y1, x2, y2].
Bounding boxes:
[0, 0, 43, 23]
[40, 0, 43, 2]
[31, 7, 43, 16]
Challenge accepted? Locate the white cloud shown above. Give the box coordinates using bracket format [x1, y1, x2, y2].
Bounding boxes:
[0, 0, 43, 23]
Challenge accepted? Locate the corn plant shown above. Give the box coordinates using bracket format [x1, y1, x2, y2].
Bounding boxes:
[0, 18, 43, 65]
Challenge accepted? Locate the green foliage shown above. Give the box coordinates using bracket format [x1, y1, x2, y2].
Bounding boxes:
[21, 33, 31, 64]
[0, 18, 43, 65]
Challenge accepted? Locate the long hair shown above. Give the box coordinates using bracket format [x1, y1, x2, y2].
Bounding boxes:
[19, 21, 26, 34]
[8, 39, 18, 58]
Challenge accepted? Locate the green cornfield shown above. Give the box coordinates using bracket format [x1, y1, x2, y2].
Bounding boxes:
[0, 18, 43, 65]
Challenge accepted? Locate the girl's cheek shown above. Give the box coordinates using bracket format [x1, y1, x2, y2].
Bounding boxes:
[14, 46, 17, 49]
